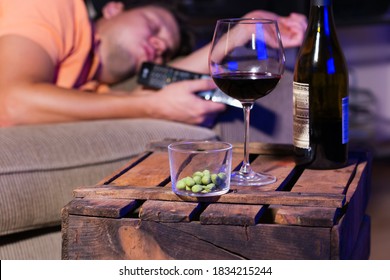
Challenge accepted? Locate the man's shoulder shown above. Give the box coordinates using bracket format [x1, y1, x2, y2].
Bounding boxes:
[0, 0, 90, 59]
[0, 0, 87, 27]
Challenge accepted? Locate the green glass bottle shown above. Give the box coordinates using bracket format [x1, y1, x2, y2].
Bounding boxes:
[293, 0, 349, 169]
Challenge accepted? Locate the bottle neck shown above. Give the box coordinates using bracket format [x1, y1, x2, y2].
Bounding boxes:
[308, 0, 336, 35]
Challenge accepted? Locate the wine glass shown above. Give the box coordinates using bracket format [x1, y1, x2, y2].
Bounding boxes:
[209, 18, 285, 186]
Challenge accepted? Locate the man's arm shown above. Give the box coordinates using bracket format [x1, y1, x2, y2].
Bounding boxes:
[171, 11, 307, 74]
[0, 35, 224, 126]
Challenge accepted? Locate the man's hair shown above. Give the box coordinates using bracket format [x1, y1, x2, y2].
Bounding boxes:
[121, 0, 195, 58]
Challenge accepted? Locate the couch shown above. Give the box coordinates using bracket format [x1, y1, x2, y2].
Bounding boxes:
[0, 71, 293, 260]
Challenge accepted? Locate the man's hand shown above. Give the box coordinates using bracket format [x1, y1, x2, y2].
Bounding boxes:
[141, 79, 226, 127]
[278, 13, 307, 48]
[243, 10, 307, 48]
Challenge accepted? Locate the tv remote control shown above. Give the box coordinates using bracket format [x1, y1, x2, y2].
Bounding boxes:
[137, 62, 241, 108]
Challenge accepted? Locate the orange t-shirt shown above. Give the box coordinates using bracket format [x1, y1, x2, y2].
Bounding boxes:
[0, 0, 100, 89]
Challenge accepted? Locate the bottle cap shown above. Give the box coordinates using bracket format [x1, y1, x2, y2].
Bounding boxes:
[312, 0, 331, 6]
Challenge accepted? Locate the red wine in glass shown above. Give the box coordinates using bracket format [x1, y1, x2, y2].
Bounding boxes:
[212, 72, 281, 102]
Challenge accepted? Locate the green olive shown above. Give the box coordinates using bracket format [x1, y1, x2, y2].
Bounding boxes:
[184, 176, 195, 187]
[191, 185, 203, 193]
[176, 179, 186, 190]
[218, 172, 227, 180]
[216, 172, 227, 185]
[204, 183, 216, 191]
[193, 175, 202, 185]
[201, 175, 211, 185]
[211, 173, 218, 184]
[203, 169, 211, 176]
[193, 171, 204, 177]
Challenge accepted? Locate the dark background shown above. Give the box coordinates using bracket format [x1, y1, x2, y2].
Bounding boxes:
[89, 0, 390, 53]
[90, 0, 390, 20]
[175, 0, 390, 48]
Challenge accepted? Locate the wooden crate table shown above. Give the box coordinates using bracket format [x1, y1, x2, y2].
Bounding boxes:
[61, 142, 371, 260]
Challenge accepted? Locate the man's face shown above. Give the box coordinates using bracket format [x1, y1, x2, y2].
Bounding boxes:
[96, 5, 180, 83]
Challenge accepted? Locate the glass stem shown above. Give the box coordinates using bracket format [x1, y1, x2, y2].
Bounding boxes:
[240, 103, 253, 175]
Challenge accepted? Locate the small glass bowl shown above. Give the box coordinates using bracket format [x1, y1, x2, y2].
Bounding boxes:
[168, 141, 233, 197]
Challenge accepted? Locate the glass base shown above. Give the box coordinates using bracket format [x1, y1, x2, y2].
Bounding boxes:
[231, 170, 276, 186]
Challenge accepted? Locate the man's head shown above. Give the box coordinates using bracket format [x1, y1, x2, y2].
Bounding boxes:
[94, 1, 184, 84]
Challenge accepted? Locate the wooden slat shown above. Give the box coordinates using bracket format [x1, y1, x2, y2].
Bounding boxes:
[200, 203, 265, 226]
[269, 205, 338, 227]
[110, 151, 171, 187]
[291, 159, 358, 194]
[63, 216, 237, 260]
[65, 198, 138, 218]
[139, 200, 200, 223]
[245, 155, 297, 191]
[159, 221, 331, 259]
[63, 215, 331, 260]
[97, 151, 152, 185]
[73, 185, 346, 207]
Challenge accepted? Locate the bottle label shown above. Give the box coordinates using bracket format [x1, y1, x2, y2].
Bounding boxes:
[293, 82, 349, 148]
[293, 82, 310, 149]
[342, 97, 349, 144]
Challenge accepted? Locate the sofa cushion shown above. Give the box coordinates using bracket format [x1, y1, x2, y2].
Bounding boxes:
[0, 227, 61, 260]
[0, 119, 218, 235]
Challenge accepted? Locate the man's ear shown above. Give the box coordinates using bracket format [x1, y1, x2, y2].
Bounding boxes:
[102, 1, 124, 19]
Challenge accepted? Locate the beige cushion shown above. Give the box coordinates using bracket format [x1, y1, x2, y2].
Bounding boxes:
[0, 119, 217, 236]
[0, 227, 61, 260]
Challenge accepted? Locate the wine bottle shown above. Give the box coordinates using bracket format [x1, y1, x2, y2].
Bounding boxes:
[293, 0, 349, 169]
